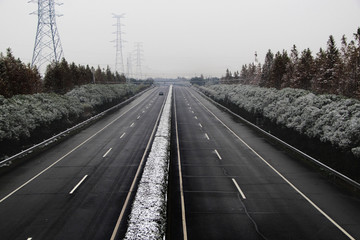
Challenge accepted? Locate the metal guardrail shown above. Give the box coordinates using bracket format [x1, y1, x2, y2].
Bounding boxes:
[194, 87, 360, 191]
[0, 87, 153, 167]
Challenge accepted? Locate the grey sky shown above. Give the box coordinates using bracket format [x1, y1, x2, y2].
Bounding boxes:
[1, 0, 360, 78]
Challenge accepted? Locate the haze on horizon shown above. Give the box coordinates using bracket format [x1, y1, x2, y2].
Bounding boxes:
[1, 0, 360, 78]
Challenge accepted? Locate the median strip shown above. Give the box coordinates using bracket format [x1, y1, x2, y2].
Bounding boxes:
[124, 85, 172, 240]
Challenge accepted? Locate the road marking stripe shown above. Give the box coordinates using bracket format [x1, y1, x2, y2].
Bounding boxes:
[174, 89, 188, 240]
[232, 178, 246, 199]
[130, 122, 135, 127]
[205, 133, 210, 140]
[137, 115, 141, 120]
[142, 110, 145, 113]
[214, 149, 222, 160]
[110, 88, 169, 240]
[0, 88, 154, 204]
[27, 238, 32, 240]
[194, 116, 198, 120]
[69, 175, 88, 195]
[120, 132, 126, 139]
[103, 148, 112, 158]
[199, 123, 203, 128]
[189, 88, 355, 240]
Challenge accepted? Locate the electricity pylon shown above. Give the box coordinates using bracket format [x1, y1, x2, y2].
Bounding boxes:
[112, 13, 125, 74]
[30, 0, 64, 74]
[126, 53, 133, 80]
[134, 42, 143, 79]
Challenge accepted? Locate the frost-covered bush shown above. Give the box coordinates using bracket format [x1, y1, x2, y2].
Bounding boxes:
[0, 84, 144, 147]
[199, 84, 360, 158]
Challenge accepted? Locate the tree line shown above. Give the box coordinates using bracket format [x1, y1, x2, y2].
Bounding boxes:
[0, 48, 126, 97]
[223, 28, 360, 99]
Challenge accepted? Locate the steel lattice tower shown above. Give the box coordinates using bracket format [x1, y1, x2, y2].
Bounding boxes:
[134, 42, 143, 79]
[112, 13, 125, 74]
[30, 0, 64, 74]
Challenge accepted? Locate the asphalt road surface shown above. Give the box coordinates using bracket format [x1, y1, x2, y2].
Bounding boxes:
[167, 86, 360, 240]
[0, 86, 169, 240]
[1, 84, 360, 240]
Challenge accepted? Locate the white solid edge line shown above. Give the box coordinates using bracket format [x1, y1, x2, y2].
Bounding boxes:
[120, 132, 126, 139]
[232, 178, 246, 199]
[214, 149, 222, 160]
[175, 88, 188, 240]
[103, 148, 112, 158]
[0, 88, 155, 204]
[69, 175, 88, 195]
[188, 88, 355, 240]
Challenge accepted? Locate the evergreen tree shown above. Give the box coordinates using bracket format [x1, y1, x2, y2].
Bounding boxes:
[269, 50, 290, 89]
[260, 49, 274, 87]
[225, 68, 232, 79]
[313, 48, 327, 93]
[251, 63, 262, 85]
[94, 66, 105, 83]
[294, 48, 314, 90]
[0, 48, 42, 97]
[282, 45, 299, 88]
[240, 64, 248, 82]
[325, 35, 343, 94]
[105, 65, 114, 83]
[345, 28, 360, 98]
[43, 58, 72, 94]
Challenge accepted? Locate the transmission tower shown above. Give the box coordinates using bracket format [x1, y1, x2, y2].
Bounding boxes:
[134, 42, 143, 79]
[112, 13, 125, 74]
[126, 53, 133, 80]
[30, 0, 64, 74]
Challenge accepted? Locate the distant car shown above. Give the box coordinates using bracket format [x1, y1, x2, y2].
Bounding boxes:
[159, 92, 164, 96]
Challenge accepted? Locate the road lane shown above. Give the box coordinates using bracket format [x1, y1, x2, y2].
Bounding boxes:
[0, 86, 168, 240]
[168, 86, 360, 240]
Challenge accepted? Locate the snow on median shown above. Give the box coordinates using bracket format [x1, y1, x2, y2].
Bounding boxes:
[124, 85, 172, 240]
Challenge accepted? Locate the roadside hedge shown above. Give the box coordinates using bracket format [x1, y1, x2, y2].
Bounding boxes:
[0, 84, 146, 159]
[199, 84, 360, 179]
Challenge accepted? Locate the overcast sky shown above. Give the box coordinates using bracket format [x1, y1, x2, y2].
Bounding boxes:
[1, 0, 360, 78]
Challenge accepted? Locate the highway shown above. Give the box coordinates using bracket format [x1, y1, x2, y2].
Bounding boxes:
[168, 86, 360, 240]
[0, 86, 169, 240]
[1, 84, 360, 240]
